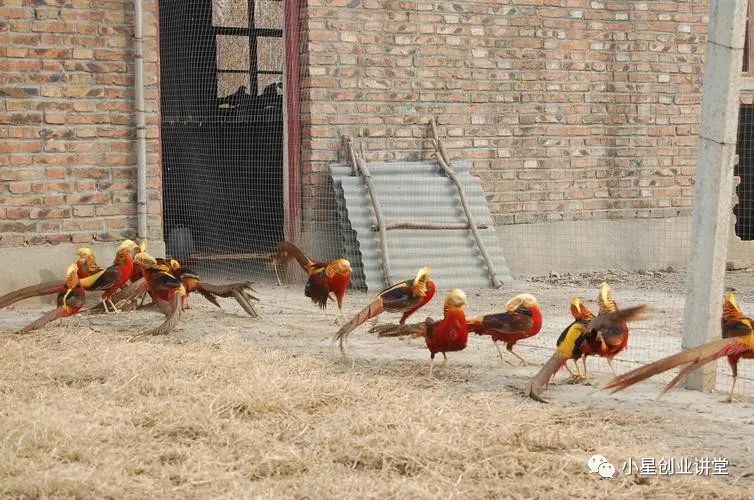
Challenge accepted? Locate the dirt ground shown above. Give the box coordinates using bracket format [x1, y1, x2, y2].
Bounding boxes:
[1, 271, 753, 497]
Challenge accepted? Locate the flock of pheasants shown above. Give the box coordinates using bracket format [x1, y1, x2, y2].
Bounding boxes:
[2, 239, 753, 403]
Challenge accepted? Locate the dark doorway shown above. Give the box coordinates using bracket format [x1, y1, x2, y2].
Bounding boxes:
[158, 0, 285, 271]
[735, 105, 754, 240]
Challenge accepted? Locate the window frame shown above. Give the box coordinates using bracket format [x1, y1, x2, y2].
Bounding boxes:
[213, 1, 283, 96]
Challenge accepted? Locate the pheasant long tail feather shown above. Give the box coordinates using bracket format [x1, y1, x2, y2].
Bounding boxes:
[198, 281, 258, 300]
[0, 280, 66, 310]
[111, 278, 148, 307]
[604, 338, 737, 394]
[274, 242, 313, 272]
[16, 307, 64, 334]
[369, 322, 426, 338]
[465, 317, 484, 334]
[197, 288, 222, 308]
[524, 353, 567, 403]
[140, 293, 182, 336]
[334, 299, 384, 350]
[658, 350, 727, 398]
[196, 282, 259, 316]
[231, 289, 258, 317]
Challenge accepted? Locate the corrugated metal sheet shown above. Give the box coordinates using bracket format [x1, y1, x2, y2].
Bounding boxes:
[329, 160, 513, 291]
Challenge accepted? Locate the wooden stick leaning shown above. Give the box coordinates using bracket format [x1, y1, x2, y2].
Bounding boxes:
[429, 117, 503, 288]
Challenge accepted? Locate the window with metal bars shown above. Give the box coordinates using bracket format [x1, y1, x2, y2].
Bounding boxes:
[214, 0, 283, 101]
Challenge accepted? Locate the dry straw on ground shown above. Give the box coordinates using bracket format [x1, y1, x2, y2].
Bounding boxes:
[0, 326, 748, 498]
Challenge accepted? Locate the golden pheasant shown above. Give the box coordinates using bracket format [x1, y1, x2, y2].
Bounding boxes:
[334, 266, 435, 354]
[369, 289, 468, 376]
[131, 252, 185, 337]
[274, 241, 351, 319]
[468, 293, 542, 365]
[79, 239, 139, 313]
[16, 263, 86, 334]
[0, 240, 138, 311]
[75, 247, 104, 278]
[524, 297, 595, 403]
[605, 292, 754, 402]
[575, 282, 647, 378]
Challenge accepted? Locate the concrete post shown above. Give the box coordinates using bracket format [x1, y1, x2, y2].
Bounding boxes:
[682, 0, 746, 391]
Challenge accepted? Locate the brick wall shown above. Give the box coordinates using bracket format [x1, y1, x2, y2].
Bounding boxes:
[0, 0, 161, 247]
[299, 0, 707, 226]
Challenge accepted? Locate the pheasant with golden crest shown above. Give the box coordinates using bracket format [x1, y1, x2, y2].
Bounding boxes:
[75, 247, 104, 278]
[16, 263, 86, 334]
[274, 241, 351, 320]
[0, 240, 138, 312]
[369, 289, 468, 376]
[574, 282, 647, 378]
[605, 292, 754, 402]
[130, 252, 186, 338]
[467, 293, 542, 365]
[524, 297, 595, 403]
[335, 266, 436, 355]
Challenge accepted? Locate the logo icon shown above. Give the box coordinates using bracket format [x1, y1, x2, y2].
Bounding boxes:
[598, 462, 616, 479]
[587, 454, 615, 479]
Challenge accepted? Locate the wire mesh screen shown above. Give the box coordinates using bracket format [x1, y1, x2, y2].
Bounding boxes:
[156, 1, 753, 398]
[159, 0, 285, 279]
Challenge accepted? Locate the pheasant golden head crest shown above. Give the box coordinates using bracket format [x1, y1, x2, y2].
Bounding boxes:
[65, 263, 79, 288]
[598, 282, 616, 314]
[723, 292, 742, 319]
[116, 239, 138, 259]
[327, 258, 352, 278]
[444, 288, 467, 309]
[506, 293, 538, 312]
[134, 252, 158, 269]
[412, 267, 432, 295]
[570, 296, 595, 321]
[76, 247, 93, 258]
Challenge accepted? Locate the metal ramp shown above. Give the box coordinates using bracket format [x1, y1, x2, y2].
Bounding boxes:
[329, 159, 513, 291]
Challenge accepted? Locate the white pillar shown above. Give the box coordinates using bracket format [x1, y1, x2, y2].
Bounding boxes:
[682, 0, 747, 391]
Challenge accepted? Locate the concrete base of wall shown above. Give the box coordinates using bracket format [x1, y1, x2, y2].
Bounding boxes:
[0, 240, 166, 305]
[302, 216, 702, 280]
[496, 217, 694, 277]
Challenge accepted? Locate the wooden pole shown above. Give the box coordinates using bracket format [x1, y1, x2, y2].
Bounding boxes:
[430, 118, 503, 288]
[345, 137, 392, 287]
[371, 222, 489, 231]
